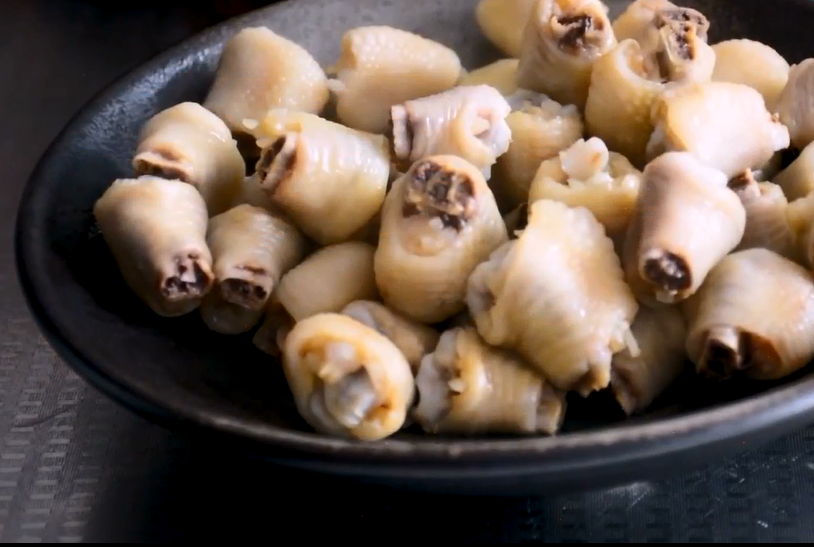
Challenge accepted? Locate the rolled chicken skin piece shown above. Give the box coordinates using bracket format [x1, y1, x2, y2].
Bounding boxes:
[612, 0, 674, 43]
[633, 13, 715, 84]
[528, 137, 643, 238]
[646, 81, 790, 179]
[775, 59, 814, 151]
[132, 102, 245, 216]
[585, 15, 715, 168]
[516, 0, 617, 110]
[206, 204, 307, 310]
[611, 0, 710, 45]
[276, 242, 380, 323]
[203, 27, 329, 138]
[711, 39, 790, 111]
[728, 170, 794, 258]
[684, 248, 814, 381]
[466, 199, 639, 395]
[201, 204, 304, 335]
[390, 85, 512, 177]
[610, 306, 687, 416]
[413, 327, 566, 435]
[489, 95, 584, 211]
[255, 110, 390, 245]
[93, 176, 213, 317]
[329, 26, 462, 135]
[374, 155, 508, 325]
[622, 152, 746, 307]
[583, 39, 668, 170]
[341, 301, 440, 374]
[283, 313, 415, 441]
[475, 0, 537, 57]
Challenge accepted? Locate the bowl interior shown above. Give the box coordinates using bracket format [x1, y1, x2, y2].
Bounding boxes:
[17, 0, 814, 458]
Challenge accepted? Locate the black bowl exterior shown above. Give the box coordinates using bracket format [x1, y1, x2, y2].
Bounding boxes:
[15, 0, 814, 495]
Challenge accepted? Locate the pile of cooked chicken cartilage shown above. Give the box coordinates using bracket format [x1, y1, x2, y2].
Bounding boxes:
[92, 0, 814, 442]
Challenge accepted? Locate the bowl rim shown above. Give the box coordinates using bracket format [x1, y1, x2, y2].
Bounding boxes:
[14, 0, 814, 469]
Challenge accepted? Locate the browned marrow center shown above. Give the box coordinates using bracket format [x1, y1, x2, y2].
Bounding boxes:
[401, 160, 477, 231]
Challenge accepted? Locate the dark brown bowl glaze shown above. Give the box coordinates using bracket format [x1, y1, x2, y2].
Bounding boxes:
[15, 0, 814, 495]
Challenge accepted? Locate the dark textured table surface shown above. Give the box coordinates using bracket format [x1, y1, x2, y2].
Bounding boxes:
[4, 0, 814, 542]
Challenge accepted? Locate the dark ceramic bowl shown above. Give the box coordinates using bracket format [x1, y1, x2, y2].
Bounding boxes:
[15, 0, 814, 496]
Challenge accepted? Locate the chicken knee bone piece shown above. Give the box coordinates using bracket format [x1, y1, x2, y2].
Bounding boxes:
[516, 0, 617, 110]
[132, 102, 245, 216]
[467, 198, 638, 395]
[254, 110, 390, 245]
[374, 155, 508, 324]
[610, 305, 687, 416]
[623, 152, 746, 307]
[647, 82, 790, 179]
[282, 313, 415, 441]
[203, 27, 329, 135]
[206, 204, 306, 311]
[684, 248, 814, 381]
[93, 176, 214, 317]
[328, 25, 463, 135]
[414, 327, 567, 435]
[585, 11, 715, 168]
[390, 85, 512, 177]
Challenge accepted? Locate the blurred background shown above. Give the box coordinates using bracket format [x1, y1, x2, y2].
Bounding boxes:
[77, 0, 271, 18]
